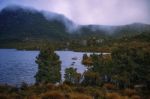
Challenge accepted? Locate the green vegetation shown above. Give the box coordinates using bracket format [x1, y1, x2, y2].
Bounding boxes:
[1, 6, 150, 51]
[111, 44, 150, 88]
[0, 6, 69, 41]
[1, 38, 149, 98]
[64, 67, 81, 85]
[35, 47, 61, 84]
[83, 41, 150, 85]
[0, 83, 144, 99]
[0, 5, 150, 99]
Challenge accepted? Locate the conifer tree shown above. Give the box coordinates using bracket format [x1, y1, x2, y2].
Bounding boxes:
[35, 48, 61, 84]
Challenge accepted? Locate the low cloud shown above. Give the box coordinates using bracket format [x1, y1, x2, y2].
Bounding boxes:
[0, 0, 150, 25]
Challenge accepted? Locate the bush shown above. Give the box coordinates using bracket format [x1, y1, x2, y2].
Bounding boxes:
[90, 89, 104, 99]
[66, 93, 92, 99]
[123, 88, 136, 97]
[103, 83, 116, 90]
[41, 91, 65, 99]
[20, 82, 28, 90]
[27, 94, 40, 99]
[0, 94, 10, 99]
[75, 87, 86, 93]
[46, 83, 56, 90]
[131, 95, 141, 99]
[105, 92, 121, 99]
[57, 84, 72, 92]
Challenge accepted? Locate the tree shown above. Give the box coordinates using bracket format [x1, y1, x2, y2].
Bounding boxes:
[82, 71, 100, 86]
[81, 53, 114, 85]
[35, 47, 61, 84]
[82, 54, 93, 67]
[64, 67, 81, 84]
[111, 45, 150, 88]
[90, 54, 113, 83]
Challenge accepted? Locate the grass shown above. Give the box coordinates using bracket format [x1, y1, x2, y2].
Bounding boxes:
[0, 83, 148, 99]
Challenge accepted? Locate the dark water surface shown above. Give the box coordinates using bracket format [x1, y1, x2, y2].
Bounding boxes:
[0, 49, 91, 86]
[0, 49, 39, 86]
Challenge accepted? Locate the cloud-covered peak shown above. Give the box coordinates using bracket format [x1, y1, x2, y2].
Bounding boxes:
[0, 0, 150, 25]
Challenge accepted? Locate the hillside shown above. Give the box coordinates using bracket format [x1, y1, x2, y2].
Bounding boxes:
[0, 6, 71, 41]
[0, 5, 150, 49]
[78, 23, 150, 38]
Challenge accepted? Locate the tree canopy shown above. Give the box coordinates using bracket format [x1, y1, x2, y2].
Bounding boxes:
[35, 48, 61, 84]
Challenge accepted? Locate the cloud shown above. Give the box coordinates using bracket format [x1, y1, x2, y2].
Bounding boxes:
[0, 0, 150, 25]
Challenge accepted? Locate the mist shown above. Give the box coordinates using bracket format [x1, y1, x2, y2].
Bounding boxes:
[42, 11, 79, 32]
[0, 0, 150, 25]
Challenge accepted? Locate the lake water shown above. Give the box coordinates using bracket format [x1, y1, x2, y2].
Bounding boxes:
[0, 49, 101, 86]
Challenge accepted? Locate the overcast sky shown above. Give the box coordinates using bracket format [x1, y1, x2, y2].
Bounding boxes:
[0, 0, 150, 25]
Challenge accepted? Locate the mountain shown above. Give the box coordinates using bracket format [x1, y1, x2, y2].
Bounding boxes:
[111, 23, 150, 37]
[0, 5, 150, 43]
[78, 23, 150, 38]
[0, 6, 74, 41]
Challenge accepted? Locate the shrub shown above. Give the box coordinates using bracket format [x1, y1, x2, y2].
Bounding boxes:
[66, 93, 92, 99]
[103, 83, 116, 90]
[41, 91, 65, 99]
[57, 84, 72, 92]
[27, 94, 40, 99]
[105, 92, 121, 99]
[46, 83, 56, 90]
[11, 93, 22, 99]
[75, 87, 86, 93]
[20, 82, 28, 90]
[90, 89, 104, 99]
[131, 95, 141, 99]
[0, 94, 10, 99]
[123, 88, 136, 97]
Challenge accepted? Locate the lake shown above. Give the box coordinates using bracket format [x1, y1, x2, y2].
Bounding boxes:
[0, 49, 103, 86]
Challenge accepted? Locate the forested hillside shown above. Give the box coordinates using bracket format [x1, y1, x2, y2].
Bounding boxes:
[0, 6, 150, 49]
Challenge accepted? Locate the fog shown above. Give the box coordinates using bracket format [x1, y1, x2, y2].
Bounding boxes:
[0, 0, 150, 25]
